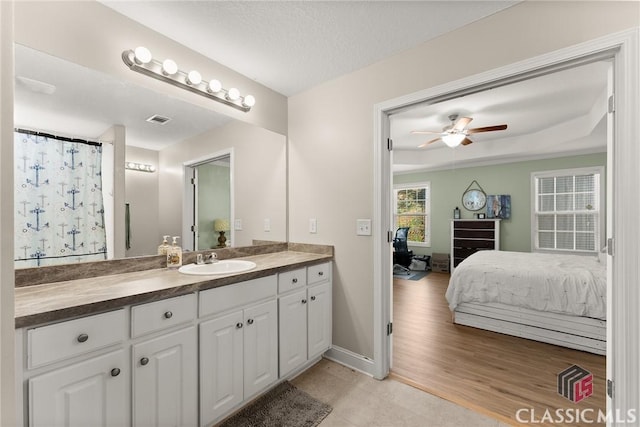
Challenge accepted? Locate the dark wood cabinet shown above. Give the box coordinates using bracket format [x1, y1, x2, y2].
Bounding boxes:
[450, 219, 500, 271]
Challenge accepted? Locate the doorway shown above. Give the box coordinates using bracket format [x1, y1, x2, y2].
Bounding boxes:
[183, 150, 234, 251]
[373, 29, 640, 420]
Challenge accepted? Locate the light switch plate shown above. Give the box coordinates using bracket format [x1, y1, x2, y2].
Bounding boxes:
[356, 219, 372, 236]
[309, 218, 317, 233]
[234, 219, 243, 230]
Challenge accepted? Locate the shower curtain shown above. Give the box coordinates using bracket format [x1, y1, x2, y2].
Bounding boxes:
[14, 130, 107, 267]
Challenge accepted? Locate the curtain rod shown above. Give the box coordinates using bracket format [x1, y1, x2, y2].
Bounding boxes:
[14, 128, 102, 147]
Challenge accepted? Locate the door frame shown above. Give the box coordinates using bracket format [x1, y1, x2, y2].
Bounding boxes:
[182, 148, 234, 251]
[373, 28, 639, 419]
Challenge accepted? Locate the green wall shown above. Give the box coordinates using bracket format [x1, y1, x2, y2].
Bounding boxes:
[394, 152, 606, 256]
[197, 162, 231, 250]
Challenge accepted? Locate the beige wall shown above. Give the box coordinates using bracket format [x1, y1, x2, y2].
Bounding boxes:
[13, 1, 287, 136]
[125, 146, 160, 257]
[0, 2, 15, 425]
[288, 1, 640, 358]
[159, 120, 287, 247]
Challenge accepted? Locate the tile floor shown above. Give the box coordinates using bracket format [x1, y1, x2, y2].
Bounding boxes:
[292, 358, 512, 427]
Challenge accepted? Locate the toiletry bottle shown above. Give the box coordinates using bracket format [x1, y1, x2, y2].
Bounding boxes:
[158, 235, 170, 255]
[454, 206, 461, 219]
[167, 236, 182, 268]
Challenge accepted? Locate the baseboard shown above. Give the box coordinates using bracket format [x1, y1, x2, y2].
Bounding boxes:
[323, 345, 376, 377]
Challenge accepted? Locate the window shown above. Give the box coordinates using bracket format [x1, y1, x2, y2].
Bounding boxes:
[531, 167, 603, 253]
[394, 182, 431, 246]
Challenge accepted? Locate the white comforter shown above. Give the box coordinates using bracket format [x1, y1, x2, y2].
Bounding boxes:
[445, 251, 607, 320]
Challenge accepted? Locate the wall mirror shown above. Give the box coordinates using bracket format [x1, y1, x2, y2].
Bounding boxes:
[13, 44, 287, 268]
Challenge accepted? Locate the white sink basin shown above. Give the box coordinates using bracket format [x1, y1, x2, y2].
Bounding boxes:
[178, 260, 257, 275]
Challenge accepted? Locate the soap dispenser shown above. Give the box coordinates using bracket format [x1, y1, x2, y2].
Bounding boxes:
[167, 236, 182, 269]
[157, 235, 170, 256]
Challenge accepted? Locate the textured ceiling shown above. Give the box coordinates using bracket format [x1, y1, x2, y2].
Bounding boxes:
[101, 1, 517, 96]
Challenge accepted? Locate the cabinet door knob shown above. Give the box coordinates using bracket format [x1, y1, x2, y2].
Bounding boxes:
[164, 311, 173, 319]
[140, 357, 149, 366]
[247, 318, 254, 325]
[311, 296, 316, 301]
[292, 278, 298, 284]
[77, 333, 89, 343]
[236, 322, 243, 329]
[110, 368, 121, 377]
[301, 299, 307, 304]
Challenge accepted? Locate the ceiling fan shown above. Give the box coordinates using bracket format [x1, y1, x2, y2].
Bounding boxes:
[412, 114, 507, 148]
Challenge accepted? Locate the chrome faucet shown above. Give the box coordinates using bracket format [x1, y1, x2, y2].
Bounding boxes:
[196, 252, 218, 265]
[204, 252, 218, 264]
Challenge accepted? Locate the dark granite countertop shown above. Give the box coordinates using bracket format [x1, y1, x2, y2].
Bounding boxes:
[15, 250, 332, 329]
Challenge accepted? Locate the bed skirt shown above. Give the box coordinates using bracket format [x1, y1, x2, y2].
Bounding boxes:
[453, 302, 606, 355]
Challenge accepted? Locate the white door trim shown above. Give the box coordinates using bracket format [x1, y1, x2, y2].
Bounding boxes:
[373, 28, 640, 420]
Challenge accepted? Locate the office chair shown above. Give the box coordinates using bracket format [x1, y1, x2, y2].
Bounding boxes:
[393, 227, 414, 275]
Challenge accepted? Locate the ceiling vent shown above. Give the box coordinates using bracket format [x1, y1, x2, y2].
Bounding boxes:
[146, 114, 171, 125]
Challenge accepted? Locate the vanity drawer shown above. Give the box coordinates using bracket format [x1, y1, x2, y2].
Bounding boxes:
[307, 262, 331, 286]
[199, 275, 277, 318]
[131, 293, 196, 338]
[27, 309, 126, 369]
[278, 268, 306, 294]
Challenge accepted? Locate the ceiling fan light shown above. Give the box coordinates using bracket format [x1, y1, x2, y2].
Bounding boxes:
[442, 133, 466, 148]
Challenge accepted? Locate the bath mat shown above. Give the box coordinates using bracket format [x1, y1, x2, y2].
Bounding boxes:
[218, 381, 332, 427]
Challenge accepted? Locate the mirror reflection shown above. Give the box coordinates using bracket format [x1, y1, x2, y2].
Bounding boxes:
[14, 44, 287, 267]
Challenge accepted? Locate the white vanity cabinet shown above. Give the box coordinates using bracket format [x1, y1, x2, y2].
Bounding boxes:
[198, 276, 278, 427]
[25, 310, 128, 427]
[131, 294, 198, 427]
[278, 262, 332, 378]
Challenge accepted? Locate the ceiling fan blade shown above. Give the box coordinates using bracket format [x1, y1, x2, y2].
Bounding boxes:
[467, 124, 508, 134]
[461, 137, 473, 146]
[452, 117, 473, 131]
[418, 137, 441, 148]
[411, 130, 441, 135]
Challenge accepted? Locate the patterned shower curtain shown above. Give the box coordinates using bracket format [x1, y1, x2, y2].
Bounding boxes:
[14, 130, 107, 267]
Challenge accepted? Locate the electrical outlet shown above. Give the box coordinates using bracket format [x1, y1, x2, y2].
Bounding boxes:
[356, 219, 372, 236]
[234, 219, 243, 230]
[264, 218, 271, 232]
[309, 218, 317, 233]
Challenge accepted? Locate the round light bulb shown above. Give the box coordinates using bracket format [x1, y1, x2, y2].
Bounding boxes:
[133, 46, 152, 65]
[207, 79, 222, 93]
[162, 59, 178, 76]
[227, 87, 240, 101]
[242, 95, 256, 108]
[126, 162, 136, 169]
[186, 70, 202, 86]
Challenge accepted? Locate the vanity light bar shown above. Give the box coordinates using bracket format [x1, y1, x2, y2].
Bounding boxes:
[122, 46, 255, 113]
[126, 162, 156, 173]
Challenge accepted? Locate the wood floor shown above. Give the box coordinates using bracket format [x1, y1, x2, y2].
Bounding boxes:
[391, 272, 606, 426]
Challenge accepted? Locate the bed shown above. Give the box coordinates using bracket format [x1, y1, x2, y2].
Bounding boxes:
[445, 250, 606, 354]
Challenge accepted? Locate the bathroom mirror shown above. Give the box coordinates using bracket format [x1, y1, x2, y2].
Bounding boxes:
[13, 44, 287, 267]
